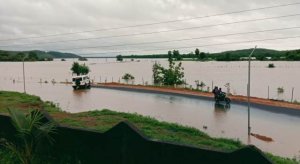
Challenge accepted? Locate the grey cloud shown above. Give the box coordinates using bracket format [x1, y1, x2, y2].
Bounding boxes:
[0, 0, 299, 56]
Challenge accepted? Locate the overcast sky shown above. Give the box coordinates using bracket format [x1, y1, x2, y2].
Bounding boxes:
[0, 0, 300, 56]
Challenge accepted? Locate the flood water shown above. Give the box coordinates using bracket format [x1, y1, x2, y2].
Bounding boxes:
[1, 58, 299, 101]
[1, 59, 300, 158]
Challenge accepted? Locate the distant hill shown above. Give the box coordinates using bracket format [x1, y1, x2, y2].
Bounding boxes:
[211, 48, 283, 57]
[211, 48, 300, 61]
[47, 51, 81, 58]
[0, 50, 81, 61]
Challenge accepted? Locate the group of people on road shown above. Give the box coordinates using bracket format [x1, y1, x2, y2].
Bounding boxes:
[212, 86, 225, 100]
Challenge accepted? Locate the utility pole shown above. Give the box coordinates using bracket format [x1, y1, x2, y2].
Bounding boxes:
[22, 57, 26, 93]
[247, 46, 257, 136]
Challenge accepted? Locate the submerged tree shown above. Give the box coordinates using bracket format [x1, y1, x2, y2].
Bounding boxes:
[277, 87, 284, 93]
[116, 55, 123, 62]
[152, 62, 164, 84]
[71, 62, 90, 75]
[195, 80, 206, 91]
[122, 73, 135, 84]
[78, 57, 88, 61]
[122, 73, 135, 81]
[268, 63, 275, 68]
[80, 63, 90, 75]
[152, 51, 185, 86]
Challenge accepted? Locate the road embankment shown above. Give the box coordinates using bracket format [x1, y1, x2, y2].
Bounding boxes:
[91, 83, 300, 112]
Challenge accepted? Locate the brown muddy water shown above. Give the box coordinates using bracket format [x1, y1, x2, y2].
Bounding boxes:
[1, 58, 299, 101]
[0, 59, 300, 159]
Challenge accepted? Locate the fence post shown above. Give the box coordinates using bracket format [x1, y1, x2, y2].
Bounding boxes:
[211, 81, 214, 92]
[291, 87, 294, 102]
[267, 86, 269, 99]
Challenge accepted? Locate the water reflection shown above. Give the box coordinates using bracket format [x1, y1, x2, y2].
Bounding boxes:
[213, 103, 230, 126]
[154, 94, 182, 104]
[214, 103, 230, 113]
[72, 89, 90, 97]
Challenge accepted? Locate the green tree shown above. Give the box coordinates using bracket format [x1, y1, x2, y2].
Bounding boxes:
[173, 50, 182, 61]
[225, 53, 231, 61]
[0, 51, 9, 61]
[116, 55, 123, 61]
[256, 54, 266, 61]
[28, 52, 38, 61]
[167, 51, 173, 61]
[0, 109, 56, 164]
[80, 64, 90, 75]
[71, 62, 80, 75]
[199, 81, 206, 91]
[199, 52, 206, 60]
[152, 62, 164, 84]
[286, 52, 300, 61]
[172, 62, 184, 85]
[15, 52, 26, 61]
[195, 48, 200, 59]
[152, 51, 185, 86]
[71, 62, 90, 75]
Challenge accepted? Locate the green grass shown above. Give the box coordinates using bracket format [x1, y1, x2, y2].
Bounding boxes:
[0, 91, 61, 114]
[0, 91, 299, 164]
[266, 153, 299, 164]
[71, 110, 242, 151]
[0, 91, 42, 113]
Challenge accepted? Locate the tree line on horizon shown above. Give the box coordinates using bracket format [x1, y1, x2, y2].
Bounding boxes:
[0, 51, 53, 61]
[117, 48, 300, 61]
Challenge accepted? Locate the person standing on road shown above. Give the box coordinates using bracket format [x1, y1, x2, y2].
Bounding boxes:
[212, 86, 219, 100]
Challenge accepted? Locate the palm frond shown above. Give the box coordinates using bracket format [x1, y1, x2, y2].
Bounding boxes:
[7, 108, 28, 133]
[36, 121, 57, 145]
[4, 108, 57, 164]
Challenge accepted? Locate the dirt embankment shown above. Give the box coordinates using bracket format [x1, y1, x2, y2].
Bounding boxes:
[93, 82, 300, 111]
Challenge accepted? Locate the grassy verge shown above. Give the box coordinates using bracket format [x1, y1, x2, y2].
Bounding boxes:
[57, 109, 242, 151]
[0, 91, 298, 164]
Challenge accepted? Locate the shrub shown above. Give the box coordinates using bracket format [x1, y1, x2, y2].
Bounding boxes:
[277, 87, 284, 93]
[268, 63, 275, 68]
[122, 73, 135, 82]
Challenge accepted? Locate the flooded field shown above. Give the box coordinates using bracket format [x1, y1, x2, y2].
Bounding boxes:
[1, 59, 299, 101]
[1, 59, 300, 158]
